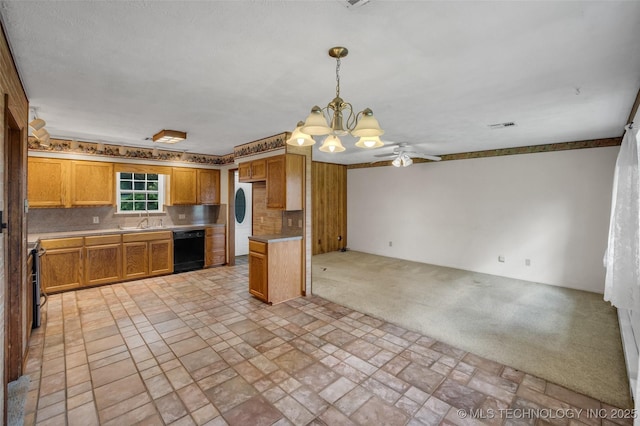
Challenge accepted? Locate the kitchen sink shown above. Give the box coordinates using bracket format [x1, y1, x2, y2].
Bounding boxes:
[118, 225, 167, 231]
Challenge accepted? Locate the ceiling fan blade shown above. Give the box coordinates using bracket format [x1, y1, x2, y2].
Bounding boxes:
[409, 153, 442, 161]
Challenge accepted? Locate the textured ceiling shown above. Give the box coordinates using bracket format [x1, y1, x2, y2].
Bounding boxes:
[1, 0, 639, 164]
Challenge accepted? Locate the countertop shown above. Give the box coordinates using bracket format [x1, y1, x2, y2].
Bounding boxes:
[248, 234, 303, 243]
[28, 223, 225, 246]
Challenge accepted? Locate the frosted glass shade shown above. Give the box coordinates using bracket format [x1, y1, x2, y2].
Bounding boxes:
[33, 128, 49, 141]
[38, 134, 50, 147]
[355, 136, 384, 149]
[319, 135, 346, 153]
[351, 110, 384, 137]
[301, 107, 331, 135]
[286, 122, 315, 146]
[29, 118, 46, 131]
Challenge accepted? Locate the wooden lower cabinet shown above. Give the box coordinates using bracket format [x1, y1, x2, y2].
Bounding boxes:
[41, 231, 174, 293]
[248, 238, 301, 304]
[40, 237, 84, 293]
[205, 226, 226, 267]
[84, 235, 122, 286]
[123, 231, 173, 278]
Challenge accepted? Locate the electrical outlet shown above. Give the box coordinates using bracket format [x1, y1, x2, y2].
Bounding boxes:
[92, 216, 99, 224]
[498, 255, 505, 262]
[260, 217, 264, 223]
[298, 220, 302, 227]
[178, 214, 186, 220]
[389, 241, 393, 247]
[288, 218, 292, 226]
[525, 259, 531, 266]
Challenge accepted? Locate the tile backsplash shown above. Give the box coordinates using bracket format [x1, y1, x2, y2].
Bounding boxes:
[28, 205, 225, 234]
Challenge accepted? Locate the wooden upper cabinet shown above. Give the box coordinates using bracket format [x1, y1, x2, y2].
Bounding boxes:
[171, 167, 197, 205]
[197, 169, 221, 205]
[28, 157, 69, 208]
[238, 159, 267, 182]
[70, 161, 114, 206]
[267, 154, 304, 210]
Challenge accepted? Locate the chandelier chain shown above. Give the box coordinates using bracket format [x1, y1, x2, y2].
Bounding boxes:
[335, 58, 341, 98]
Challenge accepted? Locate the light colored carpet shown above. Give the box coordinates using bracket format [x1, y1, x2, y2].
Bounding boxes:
[7, 375, 29, 426]
[312, 250, 631, 409]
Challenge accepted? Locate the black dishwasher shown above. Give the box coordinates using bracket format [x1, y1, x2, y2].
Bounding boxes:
[173, 229, 205, 273]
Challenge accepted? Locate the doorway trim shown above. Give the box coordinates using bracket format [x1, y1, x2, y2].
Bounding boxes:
[227, 168, 237, 266]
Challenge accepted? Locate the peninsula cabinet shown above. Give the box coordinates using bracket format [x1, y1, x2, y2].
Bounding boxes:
[28, 158, 114, 208]
[40, 237, 84, 293]
[248, 237, 302, 304]
[205, 226, 226, 267]
[238, 158, 267, 182]
[266, 154, 304, 210]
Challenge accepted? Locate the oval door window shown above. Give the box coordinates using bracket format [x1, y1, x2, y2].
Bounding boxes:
[235, 188, 246, 224]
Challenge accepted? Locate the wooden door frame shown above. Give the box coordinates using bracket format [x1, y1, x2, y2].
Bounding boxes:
[4, 95, 26, 396]
[227, 168, 237, 266]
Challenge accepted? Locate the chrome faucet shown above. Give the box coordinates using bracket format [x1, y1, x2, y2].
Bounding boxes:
[137, 210, 150, 229]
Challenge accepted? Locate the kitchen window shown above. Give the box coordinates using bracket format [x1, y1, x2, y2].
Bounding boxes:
[116, 172, 165, 213]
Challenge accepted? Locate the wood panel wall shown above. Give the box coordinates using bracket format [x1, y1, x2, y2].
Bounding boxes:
[312, 161, 347, 255]
[0, 21, 29, 425]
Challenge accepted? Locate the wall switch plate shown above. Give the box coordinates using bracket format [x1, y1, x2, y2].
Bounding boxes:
[92, 216, 99, 224]
[298, 220, 302, 228]
[498, 255, 505, 262]
[288, 218, 292, 226]
[389, 241, 393, 247]
[178, 214, 186, 220]
[525, 259, 531, 266]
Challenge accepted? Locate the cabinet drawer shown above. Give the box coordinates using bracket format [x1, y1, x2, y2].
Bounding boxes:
[85, 234, 122, 246]
[249, 240, 267, 255]
[206, 226, 225, 236]
[41, 237, 84, 249]
[123, 231, 173, 243]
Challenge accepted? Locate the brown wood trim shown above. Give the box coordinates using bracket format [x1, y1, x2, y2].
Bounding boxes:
[233, 132, 289, 159]
[0, 20, 28, 100]
[347, 137, 623, 169]
[627, 87, 640, 126]
[227, 168, 236, 266]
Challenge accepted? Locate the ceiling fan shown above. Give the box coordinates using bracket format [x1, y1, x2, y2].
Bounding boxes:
[373, 143, 441, 167]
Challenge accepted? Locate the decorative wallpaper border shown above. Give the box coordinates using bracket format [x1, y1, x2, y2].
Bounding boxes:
[28, 137, 235, 165]
[233, 133, 289, 159]
[347, 137, 623, 169]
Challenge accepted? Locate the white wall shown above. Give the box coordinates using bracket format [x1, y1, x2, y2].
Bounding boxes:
[347, 147, 618, 293]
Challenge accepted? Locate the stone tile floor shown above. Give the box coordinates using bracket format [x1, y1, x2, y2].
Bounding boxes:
[23, 260, 632, 425]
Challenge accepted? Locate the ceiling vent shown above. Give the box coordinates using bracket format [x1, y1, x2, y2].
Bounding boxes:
[488, 122, 516, 129]
[341, 0, 371, 9]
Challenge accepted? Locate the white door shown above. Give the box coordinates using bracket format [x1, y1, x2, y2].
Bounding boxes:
[234, 171, 252, 256]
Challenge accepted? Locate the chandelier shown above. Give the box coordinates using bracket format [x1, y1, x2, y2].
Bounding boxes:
[286, 46, 385, 152]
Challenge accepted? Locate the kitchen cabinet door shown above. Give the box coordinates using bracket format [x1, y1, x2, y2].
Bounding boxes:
[238, 159, 267, 182]
[249, 250, 268, 302]
[70, 161, 114, 206]
[266, 154, 303, 210]
[27, 157, 69, 208]
[85, 243, 122, 286]
[149, 239, 173, 276]
[197, 169, 220, 205]
[205, 226, 225, 267]
[40, 238, 84, 293]
[123, 242, 148, 280]
[171, 168, 197, 205]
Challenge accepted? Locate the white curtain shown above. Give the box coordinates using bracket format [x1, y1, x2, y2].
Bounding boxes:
[604, 127, 640, 309]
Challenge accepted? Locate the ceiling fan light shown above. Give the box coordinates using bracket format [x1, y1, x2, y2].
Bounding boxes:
[29, 118, 46, 131]
[319, 135, 346, 153]
[391, 156, 402, 167]
[33, 128, 49, 141]
[301, 106, 331, 136]
[286, 121, 316, 147]
[38, 134, 50, 147]
[351, 109, 384, 137]
[402, 154, 413, 167]
[355, 136, 384, 149]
